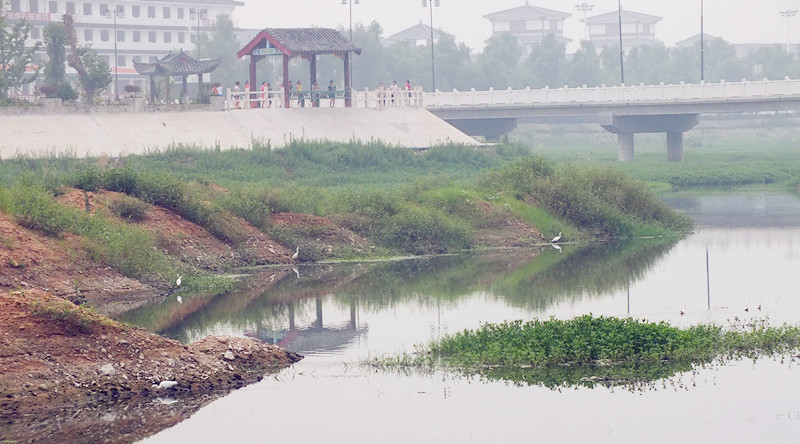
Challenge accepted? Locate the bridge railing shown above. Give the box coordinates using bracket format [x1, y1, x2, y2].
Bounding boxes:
[423, 77, 800, 107]
[224, 87, 425, 110]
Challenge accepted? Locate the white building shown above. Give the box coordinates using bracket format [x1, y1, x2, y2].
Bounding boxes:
[483, 2, 571, 55]
[2, 0, 242, 98]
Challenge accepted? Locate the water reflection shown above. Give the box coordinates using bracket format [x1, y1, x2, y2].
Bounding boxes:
[118, 237, 681, 356]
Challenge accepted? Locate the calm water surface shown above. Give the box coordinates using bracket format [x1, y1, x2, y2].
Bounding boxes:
[137, 193, 800, 444]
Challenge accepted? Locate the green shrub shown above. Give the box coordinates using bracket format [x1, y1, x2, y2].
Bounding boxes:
[218, 188, 272, 227]
[29, 299, 98, 334]
[379, 206, 472, 255]
[480, 155, 555, 199]
[10, 180, 73, 236]
[108, 194, 150, 221]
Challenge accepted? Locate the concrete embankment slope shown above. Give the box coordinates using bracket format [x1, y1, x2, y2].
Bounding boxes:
[0, 107, 477, 158]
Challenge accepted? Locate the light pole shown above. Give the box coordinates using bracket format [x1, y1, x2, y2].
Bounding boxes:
[779, 9, 797, 53]
[103, 4, 124, 101]
[700, 0, 704, 81]
[575, 3, 594, 41]
[190, 7, 208, 59]
[422, 0, 439, 92]
[617, 0, 624, 84]
[341, 0, 359, 87]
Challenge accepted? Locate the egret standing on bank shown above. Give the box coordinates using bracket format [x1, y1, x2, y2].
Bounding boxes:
[292, 247, 299, 262]
[176, 276, 182, 286]
[551, 232, 562, 243]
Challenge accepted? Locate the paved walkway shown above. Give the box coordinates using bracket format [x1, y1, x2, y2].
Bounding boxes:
[0, 108, 477, 158]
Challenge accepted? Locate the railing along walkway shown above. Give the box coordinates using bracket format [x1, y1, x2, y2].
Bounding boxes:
[225, 87, 425, 110]
[423, 77, 800, 108]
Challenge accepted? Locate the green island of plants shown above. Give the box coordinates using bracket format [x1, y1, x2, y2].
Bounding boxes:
[367, 315, 800, 390]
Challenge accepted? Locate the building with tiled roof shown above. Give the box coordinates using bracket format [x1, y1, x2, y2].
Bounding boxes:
[483, 1, 571, 54]
[2, 0, 242, 98]
[383, 22, 441, 47]
[585, 8, 662, 49]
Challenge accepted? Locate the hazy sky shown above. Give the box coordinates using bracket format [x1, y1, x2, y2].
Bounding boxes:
[232, 0, 800, 53]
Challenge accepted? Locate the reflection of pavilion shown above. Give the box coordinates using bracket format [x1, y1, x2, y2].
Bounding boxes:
[244, 298, 366, 354]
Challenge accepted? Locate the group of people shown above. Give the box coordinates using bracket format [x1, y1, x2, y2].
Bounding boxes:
[229, 79, 340, 108]
[376, 80, 413, 107]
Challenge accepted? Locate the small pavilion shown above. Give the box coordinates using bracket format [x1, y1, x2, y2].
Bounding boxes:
[237, 28, 362, 108]
[133, 50, 222, 103]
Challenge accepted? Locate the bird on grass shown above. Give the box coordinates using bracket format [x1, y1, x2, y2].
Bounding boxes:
[291, 247, 299, 262]
[177, 295, 183, 304]
[176, 276, 182, 287]
[551, 232, 562, 243]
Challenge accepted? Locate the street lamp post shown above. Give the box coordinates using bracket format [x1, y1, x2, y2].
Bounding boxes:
[341, 0, 359, 88]
[422, 0, 439, 92]
[779, 9, 798, 53]
[575, 3, 594, 41]
[190, 7, 208, 59]
[103, 5, 124, 101]
[617, 0, 624, 85]
[700, 0, 704, 81]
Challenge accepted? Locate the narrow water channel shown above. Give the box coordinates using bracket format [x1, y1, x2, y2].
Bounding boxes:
[136, 192, 800, 444]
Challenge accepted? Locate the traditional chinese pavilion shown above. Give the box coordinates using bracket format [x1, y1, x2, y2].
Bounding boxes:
[237, 28, 362, 108]
[133, 50, 221, 103]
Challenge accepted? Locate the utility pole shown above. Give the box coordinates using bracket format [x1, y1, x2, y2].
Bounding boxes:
[618, 0, 624, 84]
[575, 3, 594, 41]
[780, 9, 798, 53]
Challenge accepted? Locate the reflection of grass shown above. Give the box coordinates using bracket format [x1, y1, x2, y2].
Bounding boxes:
[368, 316, 800, 388]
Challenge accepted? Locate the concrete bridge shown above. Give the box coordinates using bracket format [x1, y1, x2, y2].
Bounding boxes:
[421, 78, 800, 161]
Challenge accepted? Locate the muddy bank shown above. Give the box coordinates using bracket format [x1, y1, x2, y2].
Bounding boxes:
[0, 289, 302, 443]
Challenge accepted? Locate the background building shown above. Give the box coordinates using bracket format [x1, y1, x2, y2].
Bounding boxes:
[584, 8, 662, 50]
[1, 0, 242, 98]
[483, 1, 571, 55]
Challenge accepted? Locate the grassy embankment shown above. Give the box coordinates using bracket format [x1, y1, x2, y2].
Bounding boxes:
[368, 315, 800, 388]
[0, 141, 691, 287]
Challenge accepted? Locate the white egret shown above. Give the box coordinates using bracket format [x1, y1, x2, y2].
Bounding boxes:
[292, 247, 299, 262]
[176, 276, 182, 287]
[152, 380, 178, 390]
[177, 295, 183, 304]
[551, 232, 562, 243]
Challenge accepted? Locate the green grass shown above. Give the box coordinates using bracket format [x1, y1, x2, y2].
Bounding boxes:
[369, 315, 800, 371]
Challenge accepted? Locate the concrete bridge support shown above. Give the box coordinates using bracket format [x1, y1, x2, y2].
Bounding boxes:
[600, 113, 699, 162]
[444, 118, 518, 141]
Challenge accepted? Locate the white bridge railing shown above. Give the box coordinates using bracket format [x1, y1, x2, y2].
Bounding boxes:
[422, 77, 800, 107]
[225, 87, 425, 110]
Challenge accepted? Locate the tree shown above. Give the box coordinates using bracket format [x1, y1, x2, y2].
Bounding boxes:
[747, 45, 800, 80]
[42, 22, 76, 100]
[625, 43, 671, 85]
[206, 13, 248, 87]
[476, 33, 525, 89]
[566, 40, 602, 87]
[76, 46, 111, 102]
[0, 1, 41, 99]
[527, 33, 567, 88]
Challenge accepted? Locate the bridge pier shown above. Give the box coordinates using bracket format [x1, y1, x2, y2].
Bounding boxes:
[618, 133, 634, 161]
[667, 132, 684, 161]
[601, 113, 699, 162]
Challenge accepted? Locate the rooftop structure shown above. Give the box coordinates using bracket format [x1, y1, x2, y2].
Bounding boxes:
[585, 8, 662, 49]
[483, 1, 571, 54]
[383, 22, 442, 47]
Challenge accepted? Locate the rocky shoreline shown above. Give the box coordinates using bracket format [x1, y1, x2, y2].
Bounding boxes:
[0, 289, 302, 443]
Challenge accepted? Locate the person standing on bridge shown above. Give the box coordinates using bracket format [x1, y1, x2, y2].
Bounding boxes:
[311, 81, 320, 107]
[389, 80, 399, 107]
[328, 80, 337, 107]
[233, 81, 241, 109]
[296, 80, 304, 107]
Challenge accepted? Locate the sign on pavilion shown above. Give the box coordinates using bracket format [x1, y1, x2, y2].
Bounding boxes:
[237, 28, 362, 108]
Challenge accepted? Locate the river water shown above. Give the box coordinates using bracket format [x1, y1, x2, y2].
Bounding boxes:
[135, 192, 800, 444]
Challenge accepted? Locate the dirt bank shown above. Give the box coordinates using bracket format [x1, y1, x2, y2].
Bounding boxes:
[0, 289, 302, 443]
